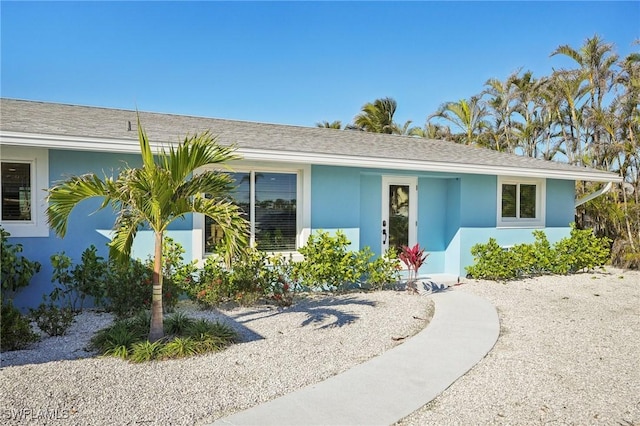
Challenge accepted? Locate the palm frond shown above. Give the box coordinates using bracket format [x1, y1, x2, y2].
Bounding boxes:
[47, 173, 114, 237]
[192, 196, 249, 265]
[163, 133, 240, 183]
[137, 114, 156, 170]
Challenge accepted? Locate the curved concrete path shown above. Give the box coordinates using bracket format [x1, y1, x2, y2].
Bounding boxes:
[212, 290, 499, 426]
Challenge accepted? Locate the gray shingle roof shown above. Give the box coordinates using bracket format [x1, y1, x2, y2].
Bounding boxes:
[0, 98, 619, 182]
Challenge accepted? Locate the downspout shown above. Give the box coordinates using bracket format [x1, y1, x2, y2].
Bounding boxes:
[574, 181, 613, 208]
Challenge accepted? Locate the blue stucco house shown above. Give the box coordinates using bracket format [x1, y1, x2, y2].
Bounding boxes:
[0, 99, 621, 307]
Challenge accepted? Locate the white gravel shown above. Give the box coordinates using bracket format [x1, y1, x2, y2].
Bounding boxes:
[399, 267, 640, 426]
[0, 291, 432, 425]
[3, 268, 638, 426]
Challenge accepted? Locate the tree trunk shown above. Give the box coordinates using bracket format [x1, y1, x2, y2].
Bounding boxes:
[149, 230, 164, 342]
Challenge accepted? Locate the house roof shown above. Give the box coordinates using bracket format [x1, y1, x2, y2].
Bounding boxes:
[0, 98, 621, 182]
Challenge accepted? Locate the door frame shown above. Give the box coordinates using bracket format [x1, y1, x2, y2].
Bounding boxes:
[381, 176, 418, 253]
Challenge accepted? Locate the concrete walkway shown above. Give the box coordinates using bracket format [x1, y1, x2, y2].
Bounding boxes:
[212, 290, 499, 426]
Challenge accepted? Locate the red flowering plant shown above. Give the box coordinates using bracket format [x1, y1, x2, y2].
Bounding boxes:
[398, 244, 429, 293]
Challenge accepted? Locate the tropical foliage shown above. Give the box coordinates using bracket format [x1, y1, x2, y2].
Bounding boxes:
[46, 118, 248, 341]
[317, 35, 639, 267]
[466, 226, 611, 280]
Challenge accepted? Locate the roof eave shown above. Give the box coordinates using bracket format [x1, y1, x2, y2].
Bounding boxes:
[1, 131, 621, 183]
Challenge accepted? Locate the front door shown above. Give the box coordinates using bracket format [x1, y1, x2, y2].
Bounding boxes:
[381, 176, 417, 253]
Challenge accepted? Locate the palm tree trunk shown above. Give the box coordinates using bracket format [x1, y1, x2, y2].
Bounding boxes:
[149, 230, 164, 342]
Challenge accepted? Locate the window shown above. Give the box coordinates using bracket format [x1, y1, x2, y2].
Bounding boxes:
[497, 177, 545, 227]
[205, 171, 298, 252]
[2, 162, 31, 221]
[0, 147, 49, 237]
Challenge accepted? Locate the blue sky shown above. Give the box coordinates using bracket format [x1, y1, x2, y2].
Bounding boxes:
[1, 1, 638, 128]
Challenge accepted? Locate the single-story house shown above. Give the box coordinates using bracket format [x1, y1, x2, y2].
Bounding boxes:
[0, 98, 621, 307]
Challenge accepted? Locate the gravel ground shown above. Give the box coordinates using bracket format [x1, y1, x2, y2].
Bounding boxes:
[2, 268, 638, 426]
[0, 291, 432, 425]
[399, 267, 640, 426]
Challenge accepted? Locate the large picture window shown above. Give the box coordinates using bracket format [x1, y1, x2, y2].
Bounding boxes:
[205, 171, 297, 252]
[497, 177, 545, 227]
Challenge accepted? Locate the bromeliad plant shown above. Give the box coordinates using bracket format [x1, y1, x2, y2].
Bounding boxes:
[46, 116, 248, 342]
[399, 243, 429, 291]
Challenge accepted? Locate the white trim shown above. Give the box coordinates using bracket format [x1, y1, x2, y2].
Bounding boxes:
[1, 131, 621, 183]
[575, 181, 613, 207]
[0, 146, 49, 237]
[192, 162, 309, 262]
[497, 176, 546, 228]
[381, 176, 418, 253]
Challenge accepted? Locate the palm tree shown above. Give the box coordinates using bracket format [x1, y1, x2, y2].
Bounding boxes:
[408, 122, 453, 140]
[552, 35, 620, 165]
[428, 96, 490, 145]
[353, 97, 398, 134]
[552, 35, 619, 112]
[316, 120, 343, 129]
[46, 117, 248, 341]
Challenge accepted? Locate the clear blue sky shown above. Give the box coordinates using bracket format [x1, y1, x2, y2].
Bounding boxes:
[1, 1, 638, 128]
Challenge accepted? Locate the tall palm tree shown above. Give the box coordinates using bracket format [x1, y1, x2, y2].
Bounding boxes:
[353, 97, 398, 134]
[482, 71, 521, 152]
[552, 34, 619, 112]
[552, 35, 620, 165]
[428, 96, 490, 145]
[46, 117, 248, 341]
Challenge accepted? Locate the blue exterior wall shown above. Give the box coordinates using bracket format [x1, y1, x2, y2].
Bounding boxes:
[309, 166, 576, 278]
[8, 154, 577, 308]
[8, 149, 193, 309]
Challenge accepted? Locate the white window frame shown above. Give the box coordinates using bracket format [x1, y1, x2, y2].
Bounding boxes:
[496, 176, 545, 228]
[192, 163, 310, 262]
[0, 146, 49, 237]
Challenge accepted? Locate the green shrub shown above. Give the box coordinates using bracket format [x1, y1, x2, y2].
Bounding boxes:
[103, 258, 152, 318]
[91, 313, 237, 362]
[129, 340, 164, 363]
[183, 247, 296, 307]
[49, 246, 109, 312]
[29, 302, 75, 336]
[292, 230, 369, 291]
[551, 225, 611, 274]
[362, 247, 401, 290]
[164, 311, 195, 335]
[90, 320, 146, 356]
[160, 337, 198, 359]
[1, 227, 41, 297]
[0, 299, 39, 351]
[466, 238, 518, 280]
[466, 225, 611, 280]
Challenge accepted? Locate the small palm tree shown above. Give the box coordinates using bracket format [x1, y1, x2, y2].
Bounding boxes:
[47, 117, 248, 341]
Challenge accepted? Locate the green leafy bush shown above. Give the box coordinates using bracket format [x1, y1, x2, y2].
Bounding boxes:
[49, 246, 109, 312]
[466, 225, 611, 280]
[0, 299, 39, 351]
[1, 227, 41, 297]
[183, 247, 296, 307]
[292, 230, 369, 291]
[551, 226, 611, 274]
[362, 247, 401, 290]
[102, 238, 188, 318]
[466, 238, 518, 281]
[30, 302, 75, 336]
